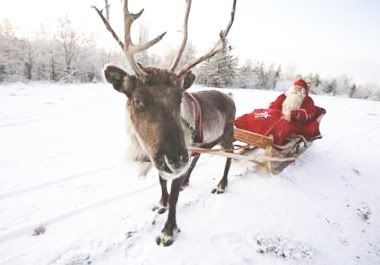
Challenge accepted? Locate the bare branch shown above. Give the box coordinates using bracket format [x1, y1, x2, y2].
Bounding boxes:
[177, 0, 237, 76]
[92, 5, 124, 51]
[170, 0, 192, 72]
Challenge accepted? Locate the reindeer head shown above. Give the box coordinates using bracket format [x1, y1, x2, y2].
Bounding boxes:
[104, 65, 195, 177]
[94, 0, 236, 179]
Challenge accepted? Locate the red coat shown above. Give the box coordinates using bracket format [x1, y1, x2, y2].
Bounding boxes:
[235, 94, 323, 145]
[269, 94, 318, 123]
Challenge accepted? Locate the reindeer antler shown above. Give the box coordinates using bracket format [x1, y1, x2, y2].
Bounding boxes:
[94, 0, 236, 80]
[123, 0, 167, 78]
[93, 0, 167, 79]
[92, 5, 124, 50]
[175, 0, 237, 77]
[170, 0, 192, 72]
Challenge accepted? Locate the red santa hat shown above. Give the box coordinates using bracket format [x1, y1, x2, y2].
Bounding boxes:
[293, 79, 309, 94]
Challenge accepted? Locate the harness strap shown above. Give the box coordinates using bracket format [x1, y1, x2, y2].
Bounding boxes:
[181, 117, 197, 140]
[184, 92, 203, 143]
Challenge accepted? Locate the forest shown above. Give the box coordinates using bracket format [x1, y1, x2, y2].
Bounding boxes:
[1, 17, 379, 100]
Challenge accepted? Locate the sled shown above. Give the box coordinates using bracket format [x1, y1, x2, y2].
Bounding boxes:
[191, 107, 326, 174]
[232, 128, 311, 173]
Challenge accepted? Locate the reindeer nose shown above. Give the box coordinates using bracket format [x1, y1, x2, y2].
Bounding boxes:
[163, 152, 189, 175]
[165, 153, 188, 169]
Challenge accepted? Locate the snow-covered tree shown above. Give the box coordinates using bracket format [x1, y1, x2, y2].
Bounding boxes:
[348, 83, 357, 98]
[159, 41, 197, 70]
[23, 39, 33, 80]
[334, 75, 353, 96]
[0, 22, 7, 81]
[135, 26, 150, 67]
[57, 15, 79, 82]
[0, 19, 25, 81]
[251, 62, 281, 90]
[368, 84, 380, 100]
[235, 59, 256, 88]
[196, 46, 238, 87]
[30, 26, 51, 81]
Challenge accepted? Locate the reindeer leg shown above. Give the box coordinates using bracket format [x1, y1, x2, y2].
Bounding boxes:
[152, 175, 169, 214]
[156, 177, 182, 246]
[212, 125, 233, 194]
[212, 157, 231, 194]
[180, 153, 201, 190]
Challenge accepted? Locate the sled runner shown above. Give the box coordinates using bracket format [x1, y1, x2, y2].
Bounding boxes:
[191, 107, 326, 174]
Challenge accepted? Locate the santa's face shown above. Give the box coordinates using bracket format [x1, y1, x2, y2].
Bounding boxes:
[286, 85, 306, 97]
[282, 85, 306, 120]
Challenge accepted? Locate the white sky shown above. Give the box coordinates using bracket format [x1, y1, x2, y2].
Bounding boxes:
[1, 0, 379, 85]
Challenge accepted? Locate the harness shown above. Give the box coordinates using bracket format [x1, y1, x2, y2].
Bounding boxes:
[181, 92, 203, 143]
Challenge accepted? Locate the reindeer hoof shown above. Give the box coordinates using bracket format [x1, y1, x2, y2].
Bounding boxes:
[158, 207, 167, 214]
[152, 204, 168, 214]
[156, 234, 174, 246]
[211, 186, 225, 194]
[156, 228, 180, 247]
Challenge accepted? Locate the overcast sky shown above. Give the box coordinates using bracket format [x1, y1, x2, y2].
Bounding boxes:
[1, 0, 379, 85]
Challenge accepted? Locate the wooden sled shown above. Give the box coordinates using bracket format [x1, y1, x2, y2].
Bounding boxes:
[233, 128, 312, 173]
[191, 129, 310, 174]
[191, 107, 326, 174]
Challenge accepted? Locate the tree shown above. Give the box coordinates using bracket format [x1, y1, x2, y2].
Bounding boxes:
[349, 84, 356, 98]
[274, 64, 281, 88]
[266, 63, 281, 89]
[159, 41, 197, 69]
[252, 62, 280, 90]
[23, 40, 33, 80]
[57, 15, 79, 81]
[0, 21, 7, 81]
[235, 59, 256, 88]
[135, 26, 150, 67]
[252, 62, 266, 89]
[196, 46, 238, 87]
[322, 78, 337, 95]
[30, 25, 51, 81]
[306, 73, 322, 93]
[335, 75, 353, 96]
[177, 41, 197, 69]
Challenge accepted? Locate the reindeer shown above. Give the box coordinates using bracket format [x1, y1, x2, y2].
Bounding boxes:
[93, 0, 237, 246]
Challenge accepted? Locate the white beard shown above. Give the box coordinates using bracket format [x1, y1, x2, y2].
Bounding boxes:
[282, 86, 305, 121]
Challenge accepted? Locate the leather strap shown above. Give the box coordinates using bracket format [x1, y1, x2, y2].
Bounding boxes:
[185, 92, 203, 143]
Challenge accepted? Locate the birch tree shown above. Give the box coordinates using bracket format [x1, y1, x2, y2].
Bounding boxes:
[57, 15, 78, 81]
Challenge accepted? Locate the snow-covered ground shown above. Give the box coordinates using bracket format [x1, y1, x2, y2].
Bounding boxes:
[1, 83, 379, 265]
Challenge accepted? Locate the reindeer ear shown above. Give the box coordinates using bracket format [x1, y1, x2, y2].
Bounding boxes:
[180, 71, 196, 90]
[103, 65, 136, 97]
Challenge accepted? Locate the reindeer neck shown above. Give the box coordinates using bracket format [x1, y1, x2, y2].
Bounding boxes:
[181, 92, 197, 126]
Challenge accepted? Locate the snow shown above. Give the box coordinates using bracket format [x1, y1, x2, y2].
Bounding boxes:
[1, 82, 379, 265]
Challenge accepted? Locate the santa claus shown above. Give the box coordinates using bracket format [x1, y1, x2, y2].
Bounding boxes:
[235, 79, 324, 145]
[268, 79, 321, 145]
[270, 79, 314, 121]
